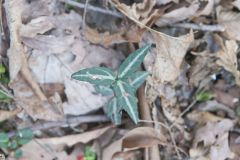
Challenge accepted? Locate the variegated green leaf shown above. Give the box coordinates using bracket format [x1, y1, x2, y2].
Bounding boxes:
[128, 71, 149, 90]
[113, 81, 139, 124]
[71, 67, 116, 85]
[94, 85, 113, 96]
[113, 81, 135, 98]
[118, 44, 151, 79]
[105, 97, 122, 124]
[119, 95, 139, 124]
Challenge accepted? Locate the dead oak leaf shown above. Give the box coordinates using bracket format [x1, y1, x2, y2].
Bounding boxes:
[152, 30, 194, 82]
[193, 119, 235, 160]
[214, 35, 240, 86]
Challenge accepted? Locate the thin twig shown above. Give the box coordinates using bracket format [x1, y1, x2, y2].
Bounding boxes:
[60, 0, 123, 18]
[7, 115, 109, 137]
[82, 0, 90, 28]
[170, 99, 197, 129]
[172, 23, 225, 32]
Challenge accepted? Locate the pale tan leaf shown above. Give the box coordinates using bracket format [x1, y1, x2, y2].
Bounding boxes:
[155, 1, 199, 27]
[0, 108, 22, 122]
[112, 0, 166, 27]
[187, 111, 224, 125]
[20, 16, 55, 38]
[152, 31, 194, 82]
[21, 35, 74, 54]
[209, 133, 235, 160]
[215, 35, 240, 85]
[217, 7, 240, 41]
[194, 119, 233, 147]
[192, 119, 235, 160]
[4, 0, 25, 82]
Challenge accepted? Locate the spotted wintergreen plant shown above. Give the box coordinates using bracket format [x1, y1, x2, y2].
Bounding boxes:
[71, 44, 151, 124]
[0, 128, 33, 158]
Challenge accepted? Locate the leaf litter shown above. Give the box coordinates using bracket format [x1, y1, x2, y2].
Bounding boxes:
[2, 0, 240, 159]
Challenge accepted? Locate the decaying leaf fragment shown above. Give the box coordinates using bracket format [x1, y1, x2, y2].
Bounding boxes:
[217, 7, 240, 41]
[152, 31, 194, 82]
[112, 0, 164, 27]
[103, 127, 166, 160]
[192, 119, 235, 160]
[215, 35, 240, 86]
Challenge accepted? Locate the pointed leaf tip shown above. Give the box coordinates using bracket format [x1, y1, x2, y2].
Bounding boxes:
[118, 44, 152, 79]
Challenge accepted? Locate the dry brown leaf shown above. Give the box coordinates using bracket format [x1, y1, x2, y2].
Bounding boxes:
[193, 119, 235, 160]
[198, 100, 235, 118]
[20, 16, 55, 38]
[214, 35, 240, 86]
[0, 108, 22, 122]
[22, 0, 58, 23]
[155, 1, 199, 27]
[152, 31, 194, 82]
[213, 88, 238, 108]
[103, 127, 166, 160]
[11, 75, 63, 121]
[21, 35, 74, 54]
[84, 26, 145, 47]
[217, 7, 240, 41]
[194, 119, 233, 146]
[187, 111, 224, 125]
[4, 0, 24, 82]
[84, 27, 125, 47]
[112, 0, 167, 27]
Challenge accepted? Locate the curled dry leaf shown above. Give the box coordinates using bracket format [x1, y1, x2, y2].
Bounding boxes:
[152, 30, 194, 82]
[217, 7, 240, 41]
[103, 127, 166, 160]
[112, 0, 164, 27]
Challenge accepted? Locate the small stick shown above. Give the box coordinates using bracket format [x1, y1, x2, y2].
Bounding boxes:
[60, 0, 123, 18]
[8, 115, 109, 137]
[172, 23, 225, 32]
[170, 100, 197, 129]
